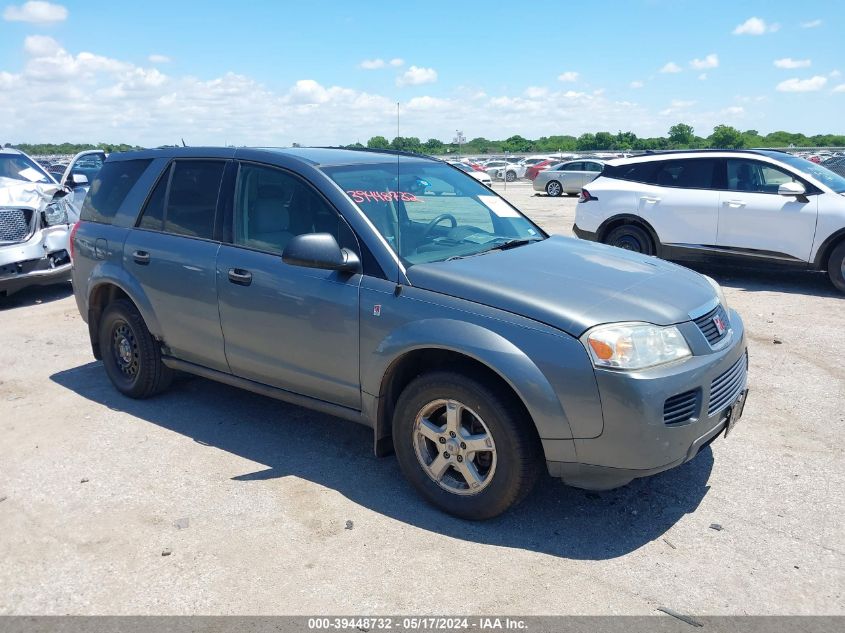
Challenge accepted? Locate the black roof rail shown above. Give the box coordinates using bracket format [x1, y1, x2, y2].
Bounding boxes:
[635, 148, 783, 157]
[316, 146, 434, 160]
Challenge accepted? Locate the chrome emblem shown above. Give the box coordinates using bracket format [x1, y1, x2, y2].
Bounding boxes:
[713, 314, 726, 336]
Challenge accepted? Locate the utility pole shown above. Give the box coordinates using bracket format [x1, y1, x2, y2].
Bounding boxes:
[453, 130, 466, 158]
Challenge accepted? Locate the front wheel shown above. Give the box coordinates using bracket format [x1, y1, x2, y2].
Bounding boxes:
[603, 224, 655, 255]
[393, 371, 541, 520]
[506, 170, 517, 182]
[828, 241, 845, 294]
[545, 180, 563, 197]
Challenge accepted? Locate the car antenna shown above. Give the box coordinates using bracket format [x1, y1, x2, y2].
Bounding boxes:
[181, 138, 187, 147]
[395, 101, 403, 295]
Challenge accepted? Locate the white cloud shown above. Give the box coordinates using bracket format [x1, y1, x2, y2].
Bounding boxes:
[557, 71, 579, 82]
[524, 86, 549, 98]
[360, 58, 386, 70]
[733, 17, 779, 35]
[3, 1, 67, 23]
[829, 70, 841, 78]
[698, 73, 708, 81]
[659, 99, 696, 115]
[660, 62, 682, 74]
[360, 57, 404, 70]
[833, 84, 845, 93]
[801, 19, 822, 28]
[148, 54, 171, 64]
[396, 65, 437, 87]
[774, 58, 811, 69]
[690, 54, 719, 70]
[23, 34, 60, 56]
[629, 80, 644, 89]
[721, 106, 745, 116]
[776, 76, 828, 92]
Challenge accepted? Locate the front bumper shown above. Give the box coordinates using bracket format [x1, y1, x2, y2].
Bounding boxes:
[546, 308, 748, 489]
[1, 226, 72, 296]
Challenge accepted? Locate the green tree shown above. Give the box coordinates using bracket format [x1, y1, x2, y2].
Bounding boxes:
[593, 132, 615, 150]
[366, 135, 390, 149]
[709, 125, 745, 149]
[668, 123, 695, 147]
[576, 133, 596, 150]
[615, 131, 638, 150]
[502, 135, 533, 153]
[390, 136, 422, 153]
[423, 138, 445, 154]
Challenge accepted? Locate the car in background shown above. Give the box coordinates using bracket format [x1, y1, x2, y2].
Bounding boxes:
[448, 161, 493, 186]
[495, 163, 527, 182]
[573, 149, 845, 293]
[1, 149, 77, 296]
[533, 159, 606, 196]
[58, 150, 106, 210]
[525, 159, 556, 181]
[481, 160, 510, 179]
[821, 155, 845, 178]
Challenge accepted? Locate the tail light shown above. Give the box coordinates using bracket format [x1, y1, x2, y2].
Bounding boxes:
[578, 189, 597, 203]
[69, 221, 81, 261]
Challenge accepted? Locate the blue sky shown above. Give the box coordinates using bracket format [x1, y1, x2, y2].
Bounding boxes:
[0, 0, 842, 146]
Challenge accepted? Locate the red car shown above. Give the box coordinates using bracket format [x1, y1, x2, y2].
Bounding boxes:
[526, 159, 557, 180]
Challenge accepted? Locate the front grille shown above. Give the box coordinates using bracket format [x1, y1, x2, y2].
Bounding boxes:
[708, 353, 747, 416]
[0, 208, 32, 243]
[694, 304, 730, 346]
[664, 389, 700, 425]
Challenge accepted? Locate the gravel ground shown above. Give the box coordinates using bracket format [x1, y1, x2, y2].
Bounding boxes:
[0, 183, 843, 615]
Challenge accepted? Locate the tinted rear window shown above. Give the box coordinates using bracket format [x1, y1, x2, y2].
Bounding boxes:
[81, 159, 151, 224]
[652, 159, 717, 188]
[164, 161, 225, 239]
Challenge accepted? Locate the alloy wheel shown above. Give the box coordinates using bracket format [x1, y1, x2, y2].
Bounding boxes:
[413, 399, 497, 495]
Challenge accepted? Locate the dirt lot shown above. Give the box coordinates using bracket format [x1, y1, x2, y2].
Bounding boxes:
[1, 183, 843, 615]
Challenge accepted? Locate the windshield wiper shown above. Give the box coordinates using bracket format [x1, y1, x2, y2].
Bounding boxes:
[444, 237, 544, 261]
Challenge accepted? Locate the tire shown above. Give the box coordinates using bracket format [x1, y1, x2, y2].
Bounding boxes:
[545, 180, 563, 197]
[98, 299, 173, 398]
[505, 170, 517, 182]
[603, 224, 655, 255]
[392, 371, 542, 520]
[827, 241, 845, 294]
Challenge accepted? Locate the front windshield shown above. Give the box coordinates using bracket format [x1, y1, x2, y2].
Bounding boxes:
[322, 160, 545, 265]
[0, 153, 55, 185]
[775, 152, 845, 193]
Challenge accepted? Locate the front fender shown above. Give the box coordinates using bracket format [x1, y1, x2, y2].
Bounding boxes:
[363, 317, 576, 442]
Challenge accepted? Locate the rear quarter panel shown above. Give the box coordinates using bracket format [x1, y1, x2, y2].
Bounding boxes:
[575, 177, 639, 233]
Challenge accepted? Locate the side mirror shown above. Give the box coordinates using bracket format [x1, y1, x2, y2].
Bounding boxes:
[778, 181, 806, 197]
[70, 173, 89, 187]
[282, 233, 361, 273]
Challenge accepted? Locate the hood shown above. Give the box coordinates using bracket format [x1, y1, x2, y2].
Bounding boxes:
[405, 236, 717, 336]
[0, 178, 61, 209]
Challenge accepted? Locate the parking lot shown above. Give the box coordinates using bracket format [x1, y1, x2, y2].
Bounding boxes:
[1, 182, 843, 616]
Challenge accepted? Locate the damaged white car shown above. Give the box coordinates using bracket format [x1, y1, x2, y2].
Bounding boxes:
[0, 148, 97, 297]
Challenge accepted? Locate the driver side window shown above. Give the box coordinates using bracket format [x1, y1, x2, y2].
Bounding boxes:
[233, 163, 357, 255]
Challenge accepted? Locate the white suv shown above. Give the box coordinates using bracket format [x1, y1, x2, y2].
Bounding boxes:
[573, 150, 845, 293]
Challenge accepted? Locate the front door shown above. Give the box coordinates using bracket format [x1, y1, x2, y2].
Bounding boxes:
[216, 162, 362, 409]
[716, 158, 818, 261]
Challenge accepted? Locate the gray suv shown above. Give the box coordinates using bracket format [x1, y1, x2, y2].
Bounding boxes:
[71, 147, 749, 519]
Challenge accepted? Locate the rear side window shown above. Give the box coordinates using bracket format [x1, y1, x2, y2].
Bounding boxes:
[136, 160, 225, 240]
[81, 159, 151, 224]
[561, 162, 583, 171]
[606, 161, 659, 183]
[651, 159, 716, 189]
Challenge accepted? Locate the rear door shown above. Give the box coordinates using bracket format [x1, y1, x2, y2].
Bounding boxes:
[123, 159, 229, 372]
[716, 158, 818, 261]
[635, 158, 719, 246]
[582, 161, 604, 188]
[215, 161, 362, 409]
[556, 161, 584, 193]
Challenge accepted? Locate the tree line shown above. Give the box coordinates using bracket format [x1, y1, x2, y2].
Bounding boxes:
[6, 124, 844, 157]
[358, 124, 845, 155]
[3, 142, 144, 155]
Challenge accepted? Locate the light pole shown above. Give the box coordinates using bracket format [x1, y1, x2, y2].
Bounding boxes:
[453, 130, 466, 158]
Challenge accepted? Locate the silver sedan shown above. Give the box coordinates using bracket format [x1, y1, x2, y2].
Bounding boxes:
[533, 159, 606, 196]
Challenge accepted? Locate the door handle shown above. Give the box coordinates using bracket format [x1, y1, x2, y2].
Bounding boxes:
[132, 250, 150, 265]
[228, 268, 253, 286]
[640, 196, 661, 203]
[723, 200, 746, 208]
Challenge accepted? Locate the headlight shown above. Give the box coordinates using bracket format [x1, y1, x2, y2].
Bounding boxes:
[582, 322, 692, 370]
[703, 275, 728, 311]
